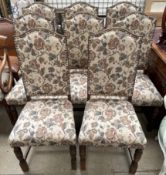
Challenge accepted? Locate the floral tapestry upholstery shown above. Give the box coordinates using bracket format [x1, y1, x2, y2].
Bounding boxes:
[14, 14, 54, 36]
[22, 3, 55, 20]
[64, 2, 98, 19]
[132, 72, 163, 106]
[70, 69, 87, 104]
[106, 2, 140, 28]
[5, 79, 27, 105]
[15, 29, 69, 97]
[9, 99, 76, 147]
[79, 99, 147, 148]
[88, 28, 140, 98]
[113, 13, 156, 70]
[65, 13, 104, 69]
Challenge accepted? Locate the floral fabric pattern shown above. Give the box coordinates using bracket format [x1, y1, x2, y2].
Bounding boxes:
[113, 13, 156, 70]
[22, 3, 55, 20]
[65, 13, 104, 69]
[9, 99, 76, 147]
[132, 72, 163, 106]
[64, 2, 98, 19]
[14, 14, 54, 36]
[5, 79, 27, 105]
[15, 29, 69, 97]
[88, 29, 140, 97]
[79, 99, 147, 148]
[70, 69, 87, 104]
[106, 2, 140, 28]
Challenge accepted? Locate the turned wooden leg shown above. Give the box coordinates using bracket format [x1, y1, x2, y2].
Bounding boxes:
[129, 149, 143, 174]
[79, 145, 86, 170]
[70, 145, 77, 170]
[14, 147, 29, 172]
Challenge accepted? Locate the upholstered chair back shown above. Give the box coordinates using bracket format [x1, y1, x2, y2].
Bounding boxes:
[88, 28, 141, 99]
[22, 2, 55, 20]
[14, 14, 54, 36]
[64, 2, 98, 19]
[113, 13, 156, 70]
[65, 13, 104, 69]
[106, 2, 141, 28]
[15, 29, 69, 98]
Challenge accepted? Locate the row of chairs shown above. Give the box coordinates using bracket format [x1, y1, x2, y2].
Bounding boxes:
[9, 26, 145, 173]
[6, 2, 163, 122]
[1, 1, 163, 174]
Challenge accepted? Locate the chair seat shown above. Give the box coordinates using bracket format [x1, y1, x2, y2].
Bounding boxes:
[132, 73, 163, 106]
[79, 100, 147, 148]
[9, 99, 76, 147]
[6, 78, 27, 105]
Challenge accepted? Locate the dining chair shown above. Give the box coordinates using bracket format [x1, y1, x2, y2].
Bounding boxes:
[8, 28, 76, 172]
[158, 95, 166, 175]
[106, 2, 141, 28]
[78, 28, 147, 174]
[111, 13, 163, 129]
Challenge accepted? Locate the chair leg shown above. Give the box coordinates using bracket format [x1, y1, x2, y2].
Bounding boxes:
[79, 145, 86, 170]
[13, 147, 29, 172]
[3, 100, 16, 125]
[70, 145, 77, 170]
[129, 149, 143, 174]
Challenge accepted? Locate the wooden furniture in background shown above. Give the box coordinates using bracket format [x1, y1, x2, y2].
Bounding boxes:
[144, 0, 166, 26]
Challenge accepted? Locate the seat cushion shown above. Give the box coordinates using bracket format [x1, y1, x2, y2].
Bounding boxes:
[79, 100, 147, 148]
[6, 70, 88, 105]
[5, 78, 27, 105]
[9, 99, 76, 147]
[70, 69, 87, 104]
[132, 73, 163, 106]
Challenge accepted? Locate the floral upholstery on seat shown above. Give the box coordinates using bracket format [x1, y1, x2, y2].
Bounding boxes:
[113, 13, 156, 70]
[132, 72, 163, 106]
[5, 78, 27, 105]
[65, 13, 104, 69]
[22, 3, 55, 20]
[70, 69, 87, 104]
[79, 99, 147, 148]
[14, 14, 54, 36]
[106, 2, 141, 28]
[15, 29, 69, 97]
[64, 2, 98, 19]
[88, 28, 140, 97]
[9, 99, 76, 147]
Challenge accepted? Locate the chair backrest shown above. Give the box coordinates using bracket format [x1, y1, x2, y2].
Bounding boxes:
[113, 13, 156, 70]
[22, 2, 55, 20]
[14, 14, 54, 36]
[88, 28, 141, 99]
[65, 13, 104, 69]
[15, 29, 69, 98]
[106, 2, 141, 28]
[64, 2, 98, 19]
